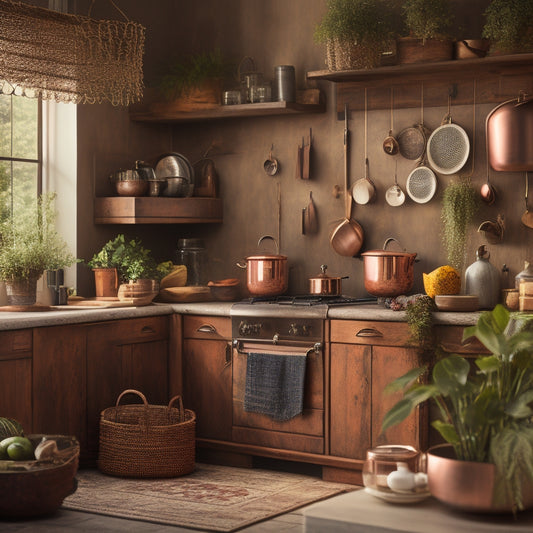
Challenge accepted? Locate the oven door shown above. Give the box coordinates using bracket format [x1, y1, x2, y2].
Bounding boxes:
[232, 341, 324, 454]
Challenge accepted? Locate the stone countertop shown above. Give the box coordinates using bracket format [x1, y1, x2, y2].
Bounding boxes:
[0, 301, 481, 331]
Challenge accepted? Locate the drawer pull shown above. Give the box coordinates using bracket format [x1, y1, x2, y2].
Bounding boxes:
[141, 326, 155, 334]
[355, 327, 383, 338]
[224, 342, 232, 366]
[197, 324, 217, 334]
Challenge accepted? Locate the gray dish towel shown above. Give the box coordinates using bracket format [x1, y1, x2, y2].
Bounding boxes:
[244, 351, 307, 422]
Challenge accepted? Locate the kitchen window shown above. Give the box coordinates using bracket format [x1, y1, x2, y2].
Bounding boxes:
[0, 93, 41, 222]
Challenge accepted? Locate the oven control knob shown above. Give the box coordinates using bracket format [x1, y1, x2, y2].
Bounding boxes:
[288, 323, 312, 337]
[239, 321, 262, 337]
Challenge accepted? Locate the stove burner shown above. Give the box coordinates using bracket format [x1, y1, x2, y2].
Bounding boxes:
[239, 295, 377, 306]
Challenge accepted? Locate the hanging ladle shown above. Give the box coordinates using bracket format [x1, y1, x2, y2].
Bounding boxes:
[383, 88, 399, 155]
[385, 160, 405, 207]
[521, 172, 533, 229]
[263, 144, 279, 176]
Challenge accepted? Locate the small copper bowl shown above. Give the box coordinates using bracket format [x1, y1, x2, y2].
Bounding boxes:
[115, 179, 149, 197]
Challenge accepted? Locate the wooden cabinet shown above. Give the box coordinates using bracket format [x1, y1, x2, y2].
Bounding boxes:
[30, 316, 170, 462]
[182, 316, 232, 442]
[329, 320, 427, 461]
[85, 316, 169, 458]
[0, 330, 33, 432]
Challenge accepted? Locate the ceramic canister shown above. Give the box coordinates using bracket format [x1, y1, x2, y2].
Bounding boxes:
[465, 245, 500, 309]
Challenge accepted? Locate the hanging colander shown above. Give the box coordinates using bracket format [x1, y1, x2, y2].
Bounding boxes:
[406, 159, 438, 204]
[427, 114, 470, 175]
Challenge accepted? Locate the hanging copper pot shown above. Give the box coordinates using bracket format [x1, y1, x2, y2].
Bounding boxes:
[486, 92, 533, 171]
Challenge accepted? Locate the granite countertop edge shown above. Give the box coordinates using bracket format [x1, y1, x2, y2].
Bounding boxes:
[0, 301, 482, 331]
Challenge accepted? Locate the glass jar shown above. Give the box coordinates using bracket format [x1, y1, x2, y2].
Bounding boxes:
[362, 445, 425, 493]
[176, 238, 207, 286]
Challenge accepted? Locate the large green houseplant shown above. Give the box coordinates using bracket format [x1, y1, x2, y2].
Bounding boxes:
[314, 0, 394, 70]
[382, 305, 533, 512]
[397, 0, 454, 63]
[483, 0, 533, 55]
[0, 193, 77, 305]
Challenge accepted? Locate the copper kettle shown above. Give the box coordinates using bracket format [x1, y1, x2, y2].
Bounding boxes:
[486, 92, 533, 171]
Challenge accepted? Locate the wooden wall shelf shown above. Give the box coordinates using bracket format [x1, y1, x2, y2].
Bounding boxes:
[129, 101, 326, 123]
[94, 197, 223, 224]
[307, 53, 533, 112]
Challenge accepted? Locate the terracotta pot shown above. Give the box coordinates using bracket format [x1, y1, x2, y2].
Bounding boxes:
[397, 37, 453, 64]
[361, 239, 417, 297]
[93, 268, 118, 298]
[427, 444, 533, 513]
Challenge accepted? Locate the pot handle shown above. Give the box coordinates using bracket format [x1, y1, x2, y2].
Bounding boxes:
[236, 260, 247, 269]
[383, 237, 404, 251]
[258, 235, 279, 254]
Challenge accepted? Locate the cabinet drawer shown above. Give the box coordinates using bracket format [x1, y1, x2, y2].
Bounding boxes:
[0, 330, 32, 360]
[89, 316, 169, 344]
[183, 316, 231, 340]
[436, 325, 490, 355]
[330, 320, 410, 346]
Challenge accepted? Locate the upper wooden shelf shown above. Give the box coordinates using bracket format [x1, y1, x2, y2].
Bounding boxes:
[94, 197, 223, 225]
[307, 52, 533, 86]
[129, 100, 326, 123]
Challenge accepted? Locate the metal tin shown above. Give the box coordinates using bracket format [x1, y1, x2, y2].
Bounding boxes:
[274, 65, 295, 102]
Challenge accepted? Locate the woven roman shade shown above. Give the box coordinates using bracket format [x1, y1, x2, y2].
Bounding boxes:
[0, 0, 145, 105]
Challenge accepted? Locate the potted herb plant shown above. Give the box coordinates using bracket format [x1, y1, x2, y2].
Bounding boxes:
[0, 193, 77, 306]
[314, 0, 394, 70]
[87, 234, 159, 298]
[382, 305, 533, 513]
[397, 0, 454, 64]
[156, 49, 231, 110]
[483, 0, 533, 55]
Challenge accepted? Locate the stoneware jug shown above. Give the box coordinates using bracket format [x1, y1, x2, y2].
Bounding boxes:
[465, 245, 500, 309]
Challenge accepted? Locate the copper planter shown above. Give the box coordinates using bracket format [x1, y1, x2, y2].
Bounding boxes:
[427, 444, 533, 513]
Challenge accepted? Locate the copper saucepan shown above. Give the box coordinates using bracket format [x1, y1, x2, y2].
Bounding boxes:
[309, 265, 348, 296]
[237, 236, 287, 296]
[361, 238, 417, 297]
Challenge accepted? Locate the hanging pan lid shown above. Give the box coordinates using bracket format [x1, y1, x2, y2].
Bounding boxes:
[427, 115, 470, 175]
[406, 161, 437, 203]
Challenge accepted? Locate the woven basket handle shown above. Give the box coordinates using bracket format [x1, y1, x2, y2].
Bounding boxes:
[115, 389, 148, 407]
[168, 395, 185, 423]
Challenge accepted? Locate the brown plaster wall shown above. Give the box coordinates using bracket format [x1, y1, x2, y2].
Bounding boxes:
[75, 0, 530, 298]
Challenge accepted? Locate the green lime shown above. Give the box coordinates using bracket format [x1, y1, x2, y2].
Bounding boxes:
[0, 436, 33, 461]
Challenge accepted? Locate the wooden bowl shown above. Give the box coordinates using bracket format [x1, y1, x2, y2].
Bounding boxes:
[117, 279, 159, 305]
[208, 279, 241, 301]
[0, 435, 79, 518]
[434, 295, 479, 312]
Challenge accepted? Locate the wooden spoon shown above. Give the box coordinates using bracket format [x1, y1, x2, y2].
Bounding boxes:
[521, 172, 533, 229]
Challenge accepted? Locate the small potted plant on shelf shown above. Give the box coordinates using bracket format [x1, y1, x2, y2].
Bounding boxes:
[0, 193, 77, 306]
[482, 0, 533, 55]
[87, 234, 162, 300]
[314, 0, 394, 70]
[155, 49, 232, 110]
[397, 0, 454, 64]
[382, 304, 533, 514]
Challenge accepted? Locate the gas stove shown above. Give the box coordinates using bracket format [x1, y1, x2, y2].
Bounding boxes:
[230, 295, 377, 319]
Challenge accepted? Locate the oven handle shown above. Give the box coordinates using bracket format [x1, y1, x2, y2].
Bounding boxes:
[233, 339, 322, 355]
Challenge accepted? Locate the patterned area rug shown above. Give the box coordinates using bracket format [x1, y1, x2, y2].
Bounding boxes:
[62, 463, 352, 532]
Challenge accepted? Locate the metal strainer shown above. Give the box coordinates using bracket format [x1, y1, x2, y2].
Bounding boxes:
[427, 118, 470, 175]
[406, 160, 437, 203]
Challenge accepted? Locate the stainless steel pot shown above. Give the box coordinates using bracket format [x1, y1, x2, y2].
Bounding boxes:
[487, 92, 533, 171]
[309, 265, 347, 296]
[361, 238, 417, 297]
[237, 236, 288, 296]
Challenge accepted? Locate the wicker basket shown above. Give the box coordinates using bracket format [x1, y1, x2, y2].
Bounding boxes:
[0, 435, 79, 518]
[98, 389, 196, 478]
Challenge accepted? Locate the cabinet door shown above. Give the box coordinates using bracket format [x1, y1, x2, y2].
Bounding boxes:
[0, 330, 33, 432]
[86, 317, 169, 458]
[32, 325, 87, 448]
[183, 338, 232, 441]
[372, 346, 426, 450]
[329, 343, 371, 459]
